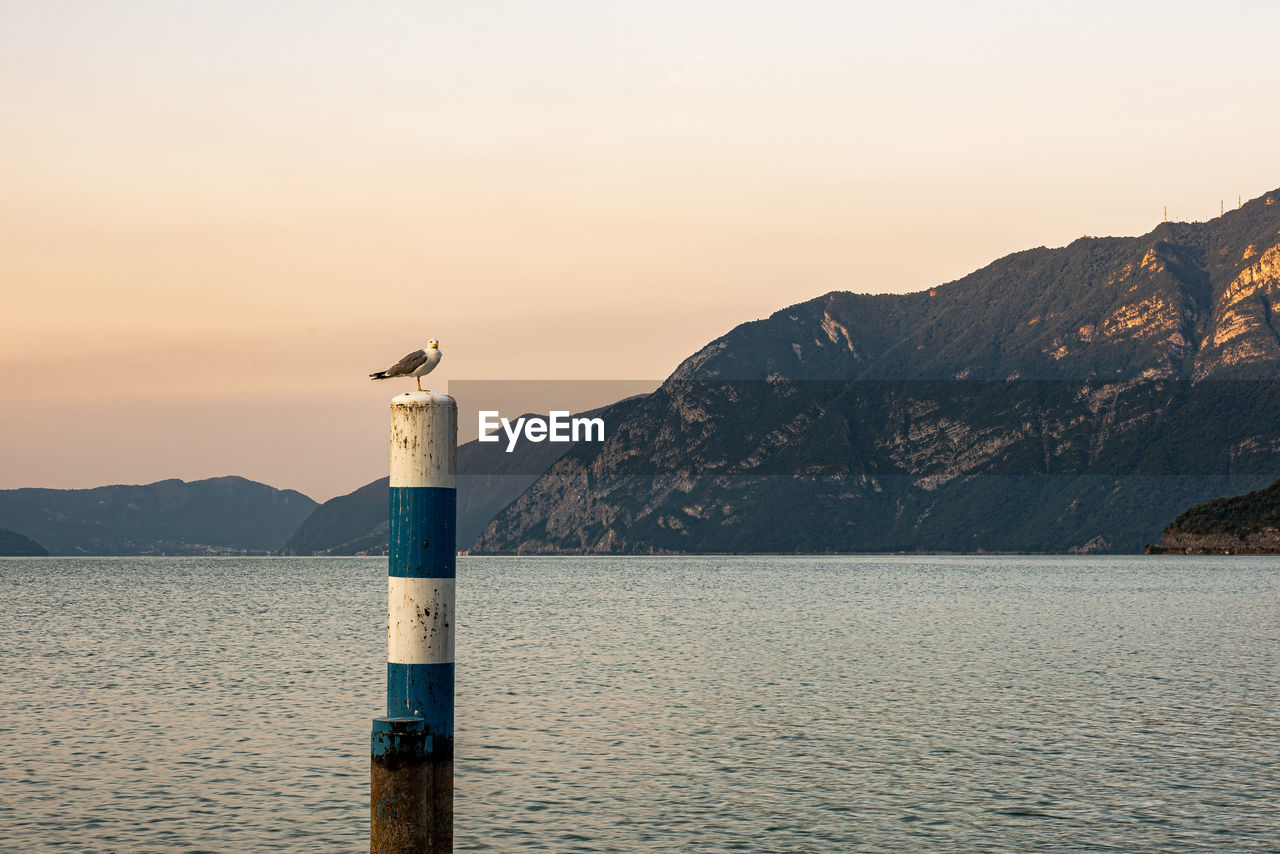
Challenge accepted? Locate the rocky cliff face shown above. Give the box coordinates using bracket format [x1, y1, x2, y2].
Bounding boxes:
[475, 189, 1280, 554]
[1158, 528, 1280, 555]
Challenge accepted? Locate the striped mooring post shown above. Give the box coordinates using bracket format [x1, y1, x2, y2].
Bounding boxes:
[371, 391, 457, 854]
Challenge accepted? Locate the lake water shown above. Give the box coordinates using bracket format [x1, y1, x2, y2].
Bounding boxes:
[0, 556, 1276, 852]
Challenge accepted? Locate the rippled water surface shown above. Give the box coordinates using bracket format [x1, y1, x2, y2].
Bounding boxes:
[1, 556, 1277, 852]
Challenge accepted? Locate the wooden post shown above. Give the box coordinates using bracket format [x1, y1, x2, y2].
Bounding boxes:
[372, 391, 457, 853]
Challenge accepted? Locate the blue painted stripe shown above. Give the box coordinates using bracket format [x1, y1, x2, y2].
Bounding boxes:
[389, 486, 456, 578]
[370, 716, 435, 759]
[387, 662, 454, 736]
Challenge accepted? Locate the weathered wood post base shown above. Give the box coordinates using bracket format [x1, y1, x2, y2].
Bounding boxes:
[371, 717, 453, 853]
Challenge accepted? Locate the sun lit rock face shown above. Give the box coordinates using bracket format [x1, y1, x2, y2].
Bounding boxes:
[1100, 296, 1180, 340]
[1105, 262, 1136, 287]
[1211, 309, 1266, 348]
[1041, 336, 1069, 360]
[1078, 324, 1095, 342]
[1218, 244, 1280, 311]
[682, 504, 709, 519]
[1107, 247, 1179, 319]
[1140, 248, 1165, 273]
[1196, 244, 1280, 374]
[820, 310, 855, 351]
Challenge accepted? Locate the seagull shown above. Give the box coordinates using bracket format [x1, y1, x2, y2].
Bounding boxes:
[369, 339, 442, 391]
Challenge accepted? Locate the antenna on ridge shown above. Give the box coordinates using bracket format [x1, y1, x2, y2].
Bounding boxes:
[1163, 205, 1167, 223]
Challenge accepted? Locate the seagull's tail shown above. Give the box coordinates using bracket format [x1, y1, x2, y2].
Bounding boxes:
[369, 371, 388, 380]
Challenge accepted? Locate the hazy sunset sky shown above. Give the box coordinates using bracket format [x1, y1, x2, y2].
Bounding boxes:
[3, 1, 1279, 500]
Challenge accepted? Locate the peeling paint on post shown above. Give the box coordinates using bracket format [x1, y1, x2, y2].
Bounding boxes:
[372, 391, 456, 854]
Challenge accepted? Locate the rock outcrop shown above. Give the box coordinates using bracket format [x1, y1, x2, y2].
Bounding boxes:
[1156, 528, 1280, 555]
[1152, 476, 1280, 554]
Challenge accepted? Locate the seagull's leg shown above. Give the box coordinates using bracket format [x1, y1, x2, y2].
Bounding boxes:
[416, 377, 424, 392]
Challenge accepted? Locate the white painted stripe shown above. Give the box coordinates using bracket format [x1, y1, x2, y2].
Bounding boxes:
[389, 392, 457, 489]
[388, 577, 455, 664]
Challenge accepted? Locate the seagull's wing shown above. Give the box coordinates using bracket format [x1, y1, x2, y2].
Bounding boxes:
[378, 349, 428, 377]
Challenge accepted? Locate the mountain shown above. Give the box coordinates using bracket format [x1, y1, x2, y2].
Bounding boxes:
[0, 528, 48, 556]
[474, 188, 1280, 554]
[282, 477, 392, 556]
[1152, 477, 1280, 554]
[282, 400, 641, 555]
[0, 477, 316, 555]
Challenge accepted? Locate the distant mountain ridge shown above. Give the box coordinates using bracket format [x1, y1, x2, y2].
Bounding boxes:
[0, 477, 315, 555]
[473, 188, 1280, 554]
